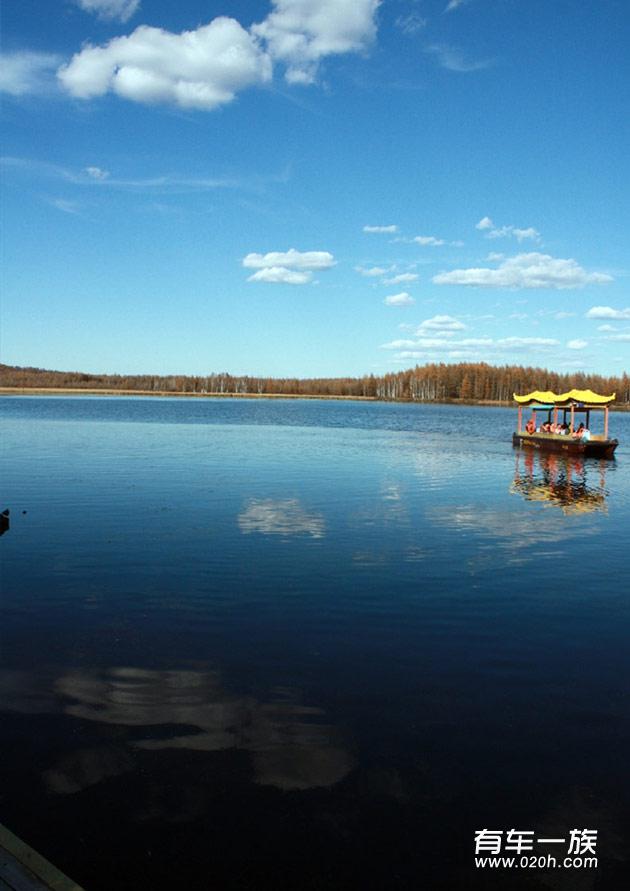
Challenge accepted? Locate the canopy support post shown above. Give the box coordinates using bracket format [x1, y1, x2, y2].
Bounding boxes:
[517, 405, 522, 433]
[570, 404, 575, 434]
[604, 406, 609, 439]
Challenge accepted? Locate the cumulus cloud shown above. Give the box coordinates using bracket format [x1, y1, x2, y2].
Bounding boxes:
[243, 247, 335, 284]
[363, 224, 397, 234]
[0, 50, 62, 96]
[384, 292, 414, 306]
[433, 253, 613, 289]
[567, 339, 588, 350]
[425, 44, 492, 73]
[58, 18, 272, 110]
[243, 248, 335, 270]
[476, 216, 493, 230]
[247, 267, 312, 284]
[384, 272, 418, 284]
[58, 2, 381, 108]
[585, 305, 630, 320]
[414, 235, 445, 246]
[417, 314, 465, 332]
[252, 0, 380, 85]
[75, 0, 140, 23]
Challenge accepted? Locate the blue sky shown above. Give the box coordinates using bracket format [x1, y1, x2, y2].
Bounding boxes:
[1, 0, 629, 377]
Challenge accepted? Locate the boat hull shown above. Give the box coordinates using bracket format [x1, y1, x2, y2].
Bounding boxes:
[512, 432, 618, 459]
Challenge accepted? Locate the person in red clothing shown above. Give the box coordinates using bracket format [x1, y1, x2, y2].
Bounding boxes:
[525, 417, 536, 434]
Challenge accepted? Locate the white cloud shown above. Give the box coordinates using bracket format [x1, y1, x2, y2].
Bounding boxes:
[553, 311, 574, 319]
[238, 498, 325, 537]
[247, 267, 312, 284]
[243, 247, 335, 285]
[50, 198, 81, 215]
[417, 314, 465, 332]
[363, 224, 398, 234]
[585, 305, 630, 320]
[384, 292, 414, 306]
[605, 333, 630, 342]
[251, 0, 380, 85]
[0, 51, 62, 96]
[567, 339, 588, 350]
[395, 14, 427, 35]
[433, 253, 613, 289]
[384, 272, 419, 284]
[59, 1, 381, 108]
[380, 339, 419, 350]
[75, 0, 140, 23]
[486, 224, 540, 242]
[243, 248, 335, 270]
[486, 251, 504, 261]
[597, 324, 615, 332]
[497, 337, 559, 348]
[59, 18, 272, 110]
[85, 166, 109, 180]
[445, 0, 471, 11]
[356, 265, 389, 277]
[476, 216, 493, 230]
[425, 44, 492, 73]
[414, 235, 445, 246]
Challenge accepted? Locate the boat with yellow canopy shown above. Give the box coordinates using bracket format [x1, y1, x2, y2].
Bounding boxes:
[513, 389, 618, 458]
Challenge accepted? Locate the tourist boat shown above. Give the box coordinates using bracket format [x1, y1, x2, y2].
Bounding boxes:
[512, 389, 619, 459]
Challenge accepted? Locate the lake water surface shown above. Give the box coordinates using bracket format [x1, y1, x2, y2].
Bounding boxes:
[1, 397, 629, 889]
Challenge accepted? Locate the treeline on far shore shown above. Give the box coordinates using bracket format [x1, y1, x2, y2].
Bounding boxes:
[1, 362, 628, 405]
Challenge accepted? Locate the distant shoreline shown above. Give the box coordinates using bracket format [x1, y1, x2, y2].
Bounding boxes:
[2, 386, 628, 410]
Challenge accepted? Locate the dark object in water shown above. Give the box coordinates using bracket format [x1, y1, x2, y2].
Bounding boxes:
[0, 509, 9, 536]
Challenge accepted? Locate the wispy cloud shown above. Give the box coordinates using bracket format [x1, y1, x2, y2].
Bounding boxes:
[0, 156, 283, 193]
[384, 272, 419, 285]
[476, 217, 540, 242]
[433, 253, 613, 289]
[417, 314, 466, 333]
[355, 265, 391, 277]
[0, 51, 62, 96]
[49, 198, 82, 215]
[567, 339, 588, 350]
[395, 14, 427, 36]
[425, 44, 493, 73]
[74, 0, 140, 23]
[445, 0, 472, 11]
[414, 235, 445, 246]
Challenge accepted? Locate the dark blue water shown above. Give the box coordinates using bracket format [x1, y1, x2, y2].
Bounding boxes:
[1, 397, 629, 890]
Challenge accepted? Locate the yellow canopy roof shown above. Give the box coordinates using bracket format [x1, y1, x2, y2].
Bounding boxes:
[514, 389, 615, 406]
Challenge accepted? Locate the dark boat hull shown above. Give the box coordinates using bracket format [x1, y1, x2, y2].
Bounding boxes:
[512, 432, 618, 459]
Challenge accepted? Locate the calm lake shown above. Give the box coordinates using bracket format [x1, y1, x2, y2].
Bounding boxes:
[1, 396, 629, 890]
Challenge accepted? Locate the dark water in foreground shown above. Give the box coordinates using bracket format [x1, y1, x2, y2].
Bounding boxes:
[1, 397, 629, 890]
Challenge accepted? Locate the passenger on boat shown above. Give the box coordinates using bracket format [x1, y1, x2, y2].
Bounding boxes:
[525, 418, 536, 434]
[572, 423, 585, 440]
[559, 423, 569, 435]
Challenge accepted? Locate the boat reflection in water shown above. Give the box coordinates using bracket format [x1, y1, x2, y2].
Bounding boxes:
[511, 449, 609, 514]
